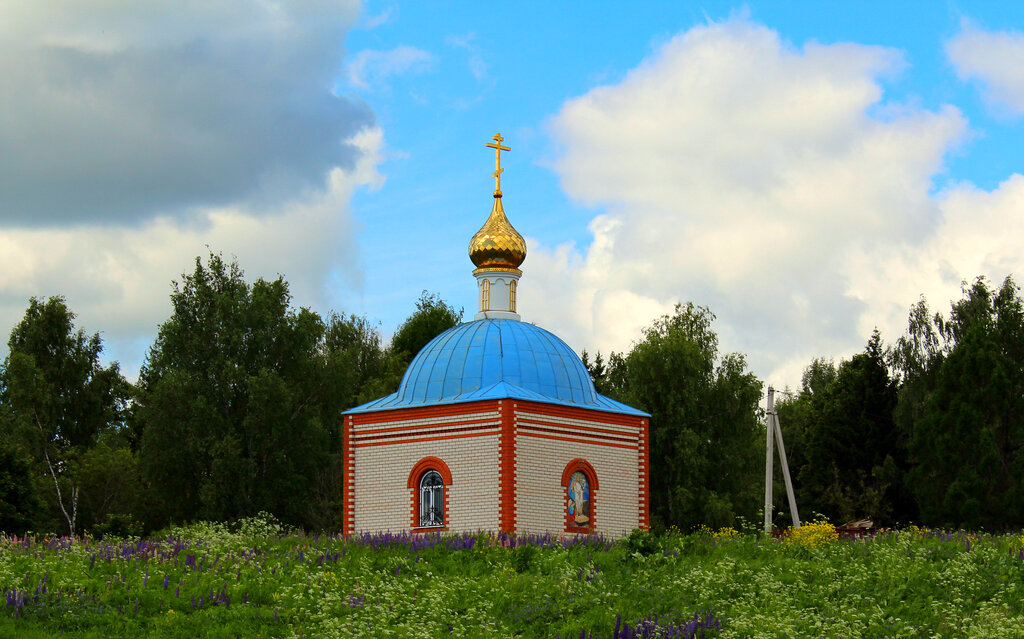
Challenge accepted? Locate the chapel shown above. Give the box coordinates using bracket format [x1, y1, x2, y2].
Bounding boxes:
[341, 135, 649, 538]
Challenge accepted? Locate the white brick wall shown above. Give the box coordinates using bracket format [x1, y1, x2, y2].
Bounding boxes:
[515, 410, 641, 538]
[353, 433, 501, 534]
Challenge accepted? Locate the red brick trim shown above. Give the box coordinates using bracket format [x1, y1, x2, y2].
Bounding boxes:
[407, 457, 452, 529]
[342, 415, 355, 536]
[498, 401, 517, 534]
[562, 458, 598, 534]
[354, 416, 499, 436]
[518, 423, 637, 446]
[348, 400, 501, 425]
[516, 418, 640, 439]
[515, 400, 645, 427]
[359, 429, 500, 448]
[561, 458, 599, 489]
[407, 457, 453, 487]
[520, 430, 636, 449]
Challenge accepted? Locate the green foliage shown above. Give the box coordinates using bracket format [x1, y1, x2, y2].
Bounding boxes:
[322, 312, 392, 410]
[233, 511, 288, 541]
[782, 331, 909, 525]
[897, 277, 1024, 530]
[581, 350, 610, 395]
[510, 543, 536, 573]
[622, 527, 660, 556]
[0, 444, 41, 534]
[92, 513, 144, 539]
[136, 254, 358, 530]
[74, 433, 148, 534]
[607, 303, 763, 531]
[0, 296, 129, 535]
[389, 291, 462, 364]
[2, 529, 1023, 637]
[2, 296, 129, 451]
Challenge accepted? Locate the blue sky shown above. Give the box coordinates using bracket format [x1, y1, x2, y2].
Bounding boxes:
[2, 1, 1024, 389]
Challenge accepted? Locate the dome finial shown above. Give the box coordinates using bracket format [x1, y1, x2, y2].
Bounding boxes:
[469, 132, 526, 272]
[485, 133, 510, 197]
[470, 133, 525, 321]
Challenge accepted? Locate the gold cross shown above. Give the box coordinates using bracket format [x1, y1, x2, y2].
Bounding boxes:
[485, 133, 510, 195]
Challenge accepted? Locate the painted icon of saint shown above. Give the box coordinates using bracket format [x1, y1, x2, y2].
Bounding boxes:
[567, 471, 590, 525]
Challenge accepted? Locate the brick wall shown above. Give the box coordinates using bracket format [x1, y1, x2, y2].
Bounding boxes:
[350, 404, 502, 533]
[345, 399, 647, 538]
[513, 403, 643, 538]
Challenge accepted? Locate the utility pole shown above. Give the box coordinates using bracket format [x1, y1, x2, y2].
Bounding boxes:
[764, 386, 801, 533]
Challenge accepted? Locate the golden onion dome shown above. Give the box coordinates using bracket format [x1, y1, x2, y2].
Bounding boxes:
[469, 194, 527, 272]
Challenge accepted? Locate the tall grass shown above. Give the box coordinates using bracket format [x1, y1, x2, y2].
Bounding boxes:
[0, 517, 1022, 637]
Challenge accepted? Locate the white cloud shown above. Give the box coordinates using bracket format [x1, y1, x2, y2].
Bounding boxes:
[525, 17, 978, 388]
[948, 23, 1024, 115]
[347, 46, 434, 89]
[445, 32, 487, 80]
[0, 127, 385, 379]
[847, 174, 1024, 343]
[0, 1, 388, 379]
[361, 6, 394, 30]
[468, 54, 488, 81]
[0, 0, 370, 224]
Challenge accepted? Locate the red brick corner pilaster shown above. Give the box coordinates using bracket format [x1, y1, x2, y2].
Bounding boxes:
[498, 401, 517, 534]
[639, 418, 650, 531]
[562, 458, 599, 534]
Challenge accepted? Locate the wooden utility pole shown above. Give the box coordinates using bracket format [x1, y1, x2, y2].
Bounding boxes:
[764, 386, 800, 533]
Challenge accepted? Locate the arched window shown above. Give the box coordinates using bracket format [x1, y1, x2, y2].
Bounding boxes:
[509, 280, 517, 312]
[481, 279, 490, 311]
[562, 459, 599, 532]
[419, 470, 444, 527]
[408, 457, 453, 530]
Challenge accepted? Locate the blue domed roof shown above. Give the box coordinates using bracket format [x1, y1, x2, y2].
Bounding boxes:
[345, 319, 646, 416]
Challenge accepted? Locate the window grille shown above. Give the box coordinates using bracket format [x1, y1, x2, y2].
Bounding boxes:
[419, 470, 444, 527]
[510, 280, 517, 312]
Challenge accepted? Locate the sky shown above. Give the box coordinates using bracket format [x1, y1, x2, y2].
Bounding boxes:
[2, 1, 1024, 391]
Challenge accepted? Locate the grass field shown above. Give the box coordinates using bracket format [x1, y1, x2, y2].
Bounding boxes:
[1, 517, 1023, 638]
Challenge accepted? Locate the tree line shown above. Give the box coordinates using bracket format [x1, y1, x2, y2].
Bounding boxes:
[0, 254, 461, 536]
[1, 252, 1022, 535]
[587, 277, 1024, 533]
[772, 276, 1024, 531]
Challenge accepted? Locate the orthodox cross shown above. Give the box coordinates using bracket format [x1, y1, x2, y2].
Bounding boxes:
[485, 133, 510, 195]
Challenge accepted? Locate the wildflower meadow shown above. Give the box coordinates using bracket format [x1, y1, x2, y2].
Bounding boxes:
[1, 516, 1023, 638]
